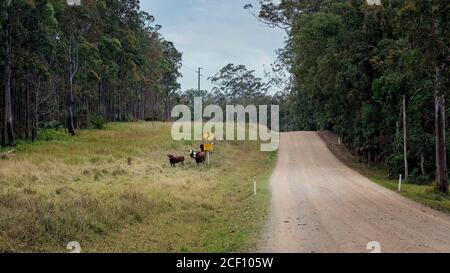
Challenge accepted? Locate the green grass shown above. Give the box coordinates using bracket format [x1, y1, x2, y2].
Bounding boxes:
[0, 122, 277, 253]
[365, 167, 450, 214]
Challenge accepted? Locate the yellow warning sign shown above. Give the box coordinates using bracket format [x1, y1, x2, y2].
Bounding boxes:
[204, 143, 214, 151]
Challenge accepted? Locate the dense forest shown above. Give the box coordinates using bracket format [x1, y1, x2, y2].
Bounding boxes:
[0, 0, 181, 145]
[247, 0, 449, 188]
[2, 0, 449, 190]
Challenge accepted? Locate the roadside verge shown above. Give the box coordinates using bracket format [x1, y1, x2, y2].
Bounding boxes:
[319, 131, 450, 215]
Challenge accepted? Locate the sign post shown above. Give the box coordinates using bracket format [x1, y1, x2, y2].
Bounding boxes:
[204, 143, 213, 166]
[203, 133, 215, 167]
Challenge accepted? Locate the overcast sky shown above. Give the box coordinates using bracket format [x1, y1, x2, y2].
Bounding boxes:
[140, 0, 286, 91]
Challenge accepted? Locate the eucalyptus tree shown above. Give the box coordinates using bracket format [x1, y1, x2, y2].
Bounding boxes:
[160, 41, 182, 121]
[209, 63, 271, 108]
[1, 0, 16, 146]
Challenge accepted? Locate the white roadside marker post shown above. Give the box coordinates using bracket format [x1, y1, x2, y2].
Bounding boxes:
[398, 174, 402, 192]
[253, 176, 257, 196]
[367, 241, 381, 253]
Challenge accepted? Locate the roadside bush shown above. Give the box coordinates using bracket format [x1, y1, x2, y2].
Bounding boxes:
[89, 115, 106, 130]
[123, 113, 136, 122]
[387, 154, 404, 179]
[408, 169, 433, 185]
[42, 120, 65, 130]
[37, 129, 67, 142]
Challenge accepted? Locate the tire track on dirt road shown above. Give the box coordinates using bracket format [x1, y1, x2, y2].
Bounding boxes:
[259, 132, 450, 253]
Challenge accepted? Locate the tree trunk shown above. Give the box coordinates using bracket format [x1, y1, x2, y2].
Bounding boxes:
[395, 121, 399, 141]
[25, 80, 30, 139]
[435, 95, 448, 193]
[420, 153, 426, 176]
[166, 90, 171, 122]
[403, 95, 408, 181]
[67, 80, 76, 136]
[67, 34, 78, 136]
[32, 93, 38, 141]
[32, 76, 40, 142]
[2, 12, 15, 147]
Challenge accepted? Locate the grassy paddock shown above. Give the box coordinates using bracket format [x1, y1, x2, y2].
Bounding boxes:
[319, 131, 450, 215]
[0, 122, 276, 252]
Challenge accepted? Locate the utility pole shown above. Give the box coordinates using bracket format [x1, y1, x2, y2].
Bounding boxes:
[197, 67, 203, 93]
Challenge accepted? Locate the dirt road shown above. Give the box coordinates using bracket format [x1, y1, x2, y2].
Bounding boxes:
[259, 132, 450, 253]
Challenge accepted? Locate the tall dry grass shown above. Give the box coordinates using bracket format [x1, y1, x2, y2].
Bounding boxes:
[0, 122, 276, 252]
